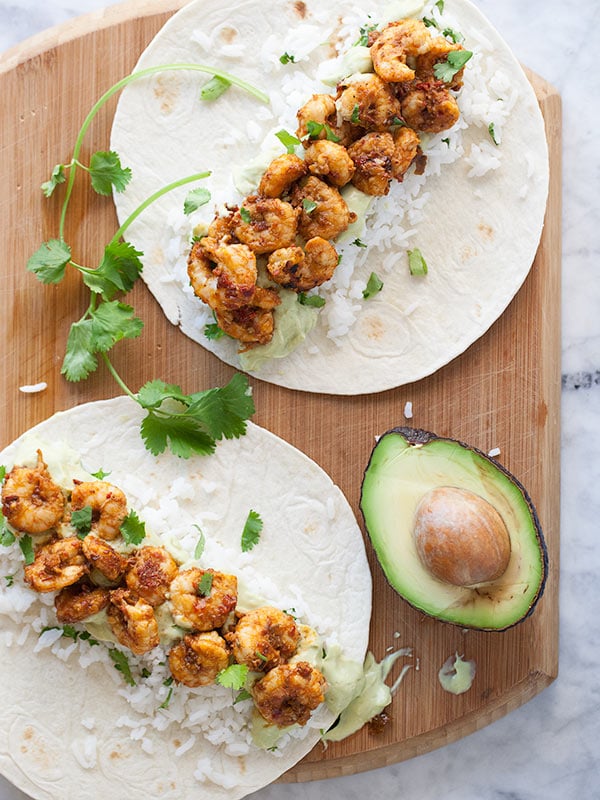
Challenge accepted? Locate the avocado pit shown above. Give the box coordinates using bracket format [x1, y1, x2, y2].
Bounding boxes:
[413, 486, 511, 587]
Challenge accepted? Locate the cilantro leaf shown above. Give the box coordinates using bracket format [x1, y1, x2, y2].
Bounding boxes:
[140, 411, 216, 458]
[443, 27, 464, 43]
[91, 468, 111, 479]
[71, 505, 93, 538]
[89, 301, 144, 353]
[184, 188, 211, 215]
[433, 50, 473, 83]
[196, 571, 213, 596]
[19, 535, 35, 565]
[159, 687, 173, 709]
[362, 272, 384, 299]
[61, 319, 98, 381]
[4, 575, 14, 587]
[436, 0, 445, 11]
[0, 466, 5, 482]
[240, 207, 252, 223]
[352, 238, 367, 248]
[233, 688, 253, 704]
[241, 509, 263, 552]
[200, 75, 231, 101]
[26, 239, 72, 284]
[120, 510, 146, 546]
[298, 292, 325, 308]
[109, 648, 136, 686]
[275, 129, 301, 154]
[187, 373, 255, 442]
[88, 150, 132, 195]
[354, 22, 378, 47]
[1, 519, 16, 547]
[81, 241, 143, 299]
[304, 121, 340, 142]
[408, 248, 428, 276]
[41, 163, 66, 197]
[488, 123, 499, 145]
[279, 52, 296, 64]
[216, 663, 249, 690]
[204, 321, 226, 340]
[422, 16, 440, 29]
[137, 379, 189, 410]
[302, 198, 317, 214]
[193, 526, 206, 559]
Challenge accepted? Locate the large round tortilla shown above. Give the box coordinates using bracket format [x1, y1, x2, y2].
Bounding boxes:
[0, 397, 371, 800]
[110, 0, 548, 394]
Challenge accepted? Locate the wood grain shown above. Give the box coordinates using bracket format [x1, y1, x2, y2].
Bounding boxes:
[0, 1, 561, 782]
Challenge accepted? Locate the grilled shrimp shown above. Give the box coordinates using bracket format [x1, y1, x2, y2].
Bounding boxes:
[391, 125, 421, 181]
[226, 606, 300, 672]
[337, 73, 404, 132]
[2, 451, 65, 535]
[168, 631, 230, 687]
[169, 568, 238, 631]
[188, 240, 262, 314]
[214, 298, 280, 346]
[291, 177, 354, 241]
[296, 93, 337, 140]
[414, 35, 467, 89]
[267, 237, 339, 291]
[258, 153, 307, 198]
[303, 140, 355, 188]
[233, 196, 299, 254]
[348, 132, 395, 196]
[81, 535, 128, 584]
[106, 588, 159, 655]
[70, 480, 127, 541]
[54, 581, 110, 623]
[400, 81, 460, 133]
[24, 537, 88, 593]
[370, 19, 432, 83]
[125, 545, 179, 607]
[252, 661, 327, 727]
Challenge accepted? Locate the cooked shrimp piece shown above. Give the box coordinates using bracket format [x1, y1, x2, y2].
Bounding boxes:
[2, 451, 65, 535]
[370, 19, 431, 83]
[169, 568, 238, 631]
[125, 545, 179, 607]
[391, 125, 421, 181]
[81, 535, 128, 584]
[54, 581, 110, 623]
[70, 480, 127, 541]
[400, 81, 460, 133]
[304, 140, 355, 188]
[214, 302, 279, 346]
[415, 37, 467, 89]
[348, 132, 395, 196]
[226, 606, 300, 672]
[106, 588, 159, 655]
[233, 196, 299, 254]
[291, 177, 354, 241]
[252, 661, 327, 727]
[258, 153, 307, 198]
[337, 74, 403, 132]
[24, 537, 88, 593]
[296, 93, 337, 140]
[168, 631, 230, 687]
[267, 237, 338, 291]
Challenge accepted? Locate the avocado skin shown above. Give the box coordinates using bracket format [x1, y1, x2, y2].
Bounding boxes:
[360, 427, 549, 631]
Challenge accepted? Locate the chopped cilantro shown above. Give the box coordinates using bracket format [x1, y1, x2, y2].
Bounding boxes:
[141, 667, 152, 679]
[354, 22, 378, 47]
[91, 468, 111, 479]
[193, 526, 206, 559]
[120, 509, 146, 546]
[71, 505, 93, 538]
[239, 206, 252, 224]
[433, 50, 473, 83]
[302, 198, 318, 214]
[298, 292, 326, 308]
[442, 137, 451, 146]
[443, 27, 464, 43]
[200, 75, 231, 101]
[362, 272, 384, 299]
[216, 663, 249, 690]
[19, 535, 34, 565]
[233, 689, 253, 704]
[4, 575, 14, 587]
[422, 16, 440, 29]
[0, 466, 5, 483]
[351, 238, 367, 248]
[275, 129, 301, 153]
[0, 519, 15, 547]
[436, 0, 445, 12]
[109, 648, 136, 686]
[488, 123, 499, 145]
[408, 248, 428, 276]
[241, 509, 263, 552]
[305, 121, 341, 142]
[196, 571, 213, 596]
[279, 52, 296, 64]
[159, 687, 174, 709]
[255, 650, 268, 662]
[391, 116, 406, 128]
[351, 103, 361, 124]
[184, 187, 211, 215]
[204, 321, 226, 340]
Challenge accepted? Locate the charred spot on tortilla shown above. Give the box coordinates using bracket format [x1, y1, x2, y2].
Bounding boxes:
[153, 74, 182, 115]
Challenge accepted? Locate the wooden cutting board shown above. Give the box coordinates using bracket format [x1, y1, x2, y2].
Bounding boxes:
[0, 0, 561, 784]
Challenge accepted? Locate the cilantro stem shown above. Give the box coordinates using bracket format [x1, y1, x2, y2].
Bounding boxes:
[111, 171, 211, 245]
[99, 352, 138, 403]
[58, 63, 269, 240]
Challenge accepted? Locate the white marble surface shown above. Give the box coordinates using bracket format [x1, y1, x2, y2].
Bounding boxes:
[0, 1, 598, 799]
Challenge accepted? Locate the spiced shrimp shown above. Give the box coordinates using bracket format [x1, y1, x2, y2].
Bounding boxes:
[296, 93, 337, 140]
[369, 19, 432, 83]
[169, 568, 238, 631]
[71, 480, 127, 541]
[24, 537, 88, 593]
[337, 73, 404, 132]
[348, 132, 395, 196]
[400, 81, 460, 133]
[226, 606, 300, 672]
[266, 237, 339, 291]
[303, 140, 355, 188]
[252, 661, 327, 727]
[106, 588, 159, 655]
[232, 196, 299, 254]
[82, 535, 128, 584]
[2, 451, 65, 535]
[258, 153, 307, 198]
[168, 631, 230, 687]
[54, 581, 110, 623]
[291, 177, 354, 241]
[125, 545, 178, 607]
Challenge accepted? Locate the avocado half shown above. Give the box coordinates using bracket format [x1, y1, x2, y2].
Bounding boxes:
[360, 427, 548, 631]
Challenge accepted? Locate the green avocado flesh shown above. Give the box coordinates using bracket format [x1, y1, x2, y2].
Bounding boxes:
[360, 428, 548, 631]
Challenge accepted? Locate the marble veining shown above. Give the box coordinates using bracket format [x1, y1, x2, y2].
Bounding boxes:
[1, 1, 599, 799]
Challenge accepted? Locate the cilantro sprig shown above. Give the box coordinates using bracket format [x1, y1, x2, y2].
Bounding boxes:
[241, 509, 263, 552]
[433, 50, 473, 83]
[29, 63, 265, 459]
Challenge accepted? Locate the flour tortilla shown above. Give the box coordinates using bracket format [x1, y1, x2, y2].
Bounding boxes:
[0, 397, 372, 800]
[110, 0, 548, 394]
